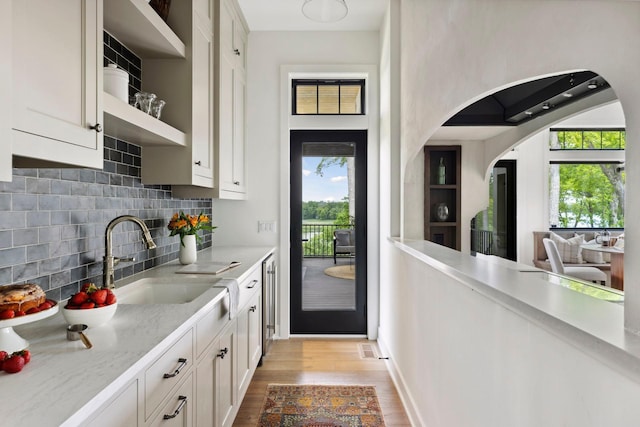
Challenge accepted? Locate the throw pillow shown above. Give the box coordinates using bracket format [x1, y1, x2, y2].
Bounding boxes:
[549, 231, 583, 264]
[577, 235, 604, 264]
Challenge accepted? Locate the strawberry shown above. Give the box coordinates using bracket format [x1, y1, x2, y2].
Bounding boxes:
[26, 307, 40, 314]
[0, 350, 7, 370]
[38, 301, 53, 310]
[3, 354, 25, 373]
[13, 349, 30, 364]
[81, 282, 98, 293]
[80, 301, 95, 309]
[91, 289, 108, 305]
[15, 310, 26, 317]
[0, 309, 15, 320]
[105, 292, 117, 305]
[70, 291, 89, 305]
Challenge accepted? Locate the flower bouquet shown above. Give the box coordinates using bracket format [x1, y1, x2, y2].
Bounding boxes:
[168, 211, 216, 246]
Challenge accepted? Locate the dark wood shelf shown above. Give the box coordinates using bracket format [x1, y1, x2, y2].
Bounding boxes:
[424, 145, 461, 250]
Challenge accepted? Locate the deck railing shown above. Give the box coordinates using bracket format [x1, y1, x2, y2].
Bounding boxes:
[471, 228, 494, 255]
[302, 223, 351, 258]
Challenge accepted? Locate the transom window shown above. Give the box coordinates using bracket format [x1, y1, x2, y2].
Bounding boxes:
[292, 79, 365, 115]
[550, 128, 626, 150]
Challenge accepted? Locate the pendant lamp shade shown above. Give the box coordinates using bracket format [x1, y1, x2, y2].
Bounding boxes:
[302, 0, 348, 23]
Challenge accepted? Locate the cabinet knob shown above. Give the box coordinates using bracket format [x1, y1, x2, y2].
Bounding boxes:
[234, 48, 241, 56]
[195, 160, 202, 166]
[89, 123, 102, 133]
[249, 305, 257, 312]
[233, 181, 240, 185]
[216, 347, 229, 359]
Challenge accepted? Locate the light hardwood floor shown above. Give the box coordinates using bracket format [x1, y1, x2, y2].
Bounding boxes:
[233, 338, 412, 426]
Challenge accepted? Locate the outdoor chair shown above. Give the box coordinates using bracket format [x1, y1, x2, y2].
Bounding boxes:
[333, 229, 355, 264]
[542, 238, 607, 285]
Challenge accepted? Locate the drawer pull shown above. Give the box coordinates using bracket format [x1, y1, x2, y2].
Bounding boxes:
[163, 395, 188, 420]
[216, 347, 229, 359]
[249, 305, 257, 312]
[89, 123, 103, 133]
[195, 160, 202, 166]
[233, 180, 241, 185]
[234, 48, 240, 56]
[163, 358, 188, 379]
[247, 279, 258, 289]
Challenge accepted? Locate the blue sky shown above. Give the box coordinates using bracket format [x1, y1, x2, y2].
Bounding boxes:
[302, 157, 348, 202]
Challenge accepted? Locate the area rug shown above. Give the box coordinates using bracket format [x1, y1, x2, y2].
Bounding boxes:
[324, 265, 355, 280]
[257, 384, 385, 427]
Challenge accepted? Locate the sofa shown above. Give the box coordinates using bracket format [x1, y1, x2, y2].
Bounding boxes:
[532, 230, 623, 273]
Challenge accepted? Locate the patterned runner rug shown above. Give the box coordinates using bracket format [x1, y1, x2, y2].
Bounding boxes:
[257, 384, 386, 427]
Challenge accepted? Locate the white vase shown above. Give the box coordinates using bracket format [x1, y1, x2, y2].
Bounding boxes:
[179, 234, 197, 265]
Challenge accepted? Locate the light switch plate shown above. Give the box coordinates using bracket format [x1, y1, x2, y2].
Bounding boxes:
[258, 220, 277, 233]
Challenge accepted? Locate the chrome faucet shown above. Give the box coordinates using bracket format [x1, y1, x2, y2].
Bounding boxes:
[103, 215, 157, 289]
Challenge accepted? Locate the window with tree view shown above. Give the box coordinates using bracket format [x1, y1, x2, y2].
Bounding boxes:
[549, 130, 625, 228]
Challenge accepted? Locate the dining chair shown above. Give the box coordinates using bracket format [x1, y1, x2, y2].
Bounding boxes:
[542, 238, 607, 285]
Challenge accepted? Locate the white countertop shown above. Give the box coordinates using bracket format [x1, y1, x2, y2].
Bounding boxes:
[0, 245, 275, 427]
[391, 238, 640, 382]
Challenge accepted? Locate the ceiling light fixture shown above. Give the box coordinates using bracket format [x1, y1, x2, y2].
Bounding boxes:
[302, 0, 348, 23]
[542, 103, 550, 110]
[562, 93, 573, 98]
[587, 80, 598, 89]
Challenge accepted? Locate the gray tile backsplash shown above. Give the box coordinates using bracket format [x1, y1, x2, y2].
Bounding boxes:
[0, 136, 213, 302]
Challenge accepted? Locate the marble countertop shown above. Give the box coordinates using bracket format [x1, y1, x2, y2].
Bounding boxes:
[1, 245, 275, 427]
[391, 238, 640, 382]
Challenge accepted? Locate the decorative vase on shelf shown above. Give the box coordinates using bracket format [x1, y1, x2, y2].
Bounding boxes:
[179, 234, 197, 265]
[438, 157, 446, 184]
[435, 202, 449, 222]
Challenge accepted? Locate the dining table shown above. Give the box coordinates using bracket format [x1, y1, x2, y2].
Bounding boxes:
[581, 242, 624, 290]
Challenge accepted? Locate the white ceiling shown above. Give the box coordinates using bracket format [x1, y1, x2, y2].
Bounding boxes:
[236, 0, 389, 31]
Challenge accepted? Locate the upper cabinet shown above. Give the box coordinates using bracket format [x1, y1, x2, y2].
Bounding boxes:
[11, 0, 103, 170]
[0, 0, 12, 182]
[173, 0, 248, 199]
[139, 0, 215, 187]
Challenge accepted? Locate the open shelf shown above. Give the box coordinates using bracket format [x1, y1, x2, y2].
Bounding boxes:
[103, 92, 186, 147]
[104, 0, 186, 59]
[424, 145, 461, 250]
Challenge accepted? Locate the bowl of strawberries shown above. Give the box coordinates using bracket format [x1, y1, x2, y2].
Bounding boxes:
[62, 283, 117, 328]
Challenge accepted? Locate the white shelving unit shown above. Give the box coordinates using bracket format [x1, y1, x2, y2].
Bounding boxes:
[103, 92, 186, 147]
[103, 0, 186, 59]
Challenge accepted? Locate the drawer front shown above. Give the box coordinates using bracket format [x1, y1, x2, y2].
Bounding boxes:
[238, 265, 261, 311]
[145, 329, 194, 420]
[195, 299, 228, 359]
[148, 371, 194, 427]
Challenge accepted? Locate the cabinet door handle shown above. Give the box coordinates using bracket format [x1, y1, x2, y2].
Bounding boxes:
[163, 358, 188, 378]
[233, 180, 240, 185]
[216, 347, 229, 359]
[247, 279, 258, 289]
[249, 305, 257, 312]
[163, 395, 188, 420]
[89, 123, 102, 133]
[195, 160, 202, 166]
[234, 48, 240, 56]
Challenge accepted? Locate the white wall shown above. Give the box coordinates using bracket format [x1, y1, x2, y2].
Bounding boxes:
[380, 0, 640, 424]
[214, 31, 380, 338]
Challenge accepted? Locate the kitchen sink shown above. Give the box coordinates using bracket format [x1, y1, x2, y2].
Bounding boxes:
[115, 277, 223, 304]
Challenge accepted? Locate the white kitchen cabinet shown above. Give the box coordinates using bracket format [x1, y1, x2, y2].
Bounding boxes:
[173, 0, 248, 199]
[142, 1, 215, 187]
[148, 372, 194, 427]
[237, 289, 262, 400]
[195, 321, 237, 427]
[11, 0, 103, 170]
[0, 0, 12, 182]
[82, 380, 139, 427]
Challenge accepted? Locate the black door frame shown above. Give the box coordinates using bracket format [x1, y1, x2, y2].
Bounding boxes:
[290, 129, 367, 334]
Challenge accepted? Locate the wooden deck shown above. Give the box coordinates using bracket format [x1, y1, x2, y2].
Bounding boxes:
[302, 257, 356, 311]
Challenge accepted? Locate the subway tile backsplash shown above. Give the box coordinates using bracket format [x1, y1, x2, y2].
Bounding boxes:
[0, 33, 213, 302]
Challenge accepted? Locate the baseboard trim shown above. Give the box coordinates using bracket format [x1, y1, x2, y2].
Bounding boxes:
[377, 331, 423, 427]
